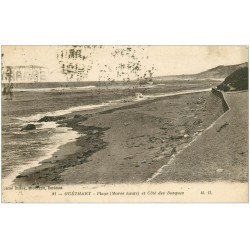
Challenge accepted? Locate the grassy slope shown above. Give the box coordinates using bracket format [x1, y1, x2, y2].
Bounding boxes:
[154, 62, 248, 81]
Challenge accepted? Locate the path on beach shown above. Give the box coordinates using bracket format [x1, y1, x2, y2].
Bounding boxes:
[151, 91, 248, 182]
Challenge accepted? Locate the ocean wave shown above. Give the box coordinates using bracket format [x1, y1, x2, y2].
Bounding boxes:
[3, 125, 80, 186]
[17, 88, 211, 123]
[13, 85, 97, 92]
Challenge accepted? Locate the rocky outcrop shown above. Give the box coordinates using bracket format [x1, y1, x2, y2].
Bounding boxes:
[38, 116, 66, 122]
[217, 67, 248, 92]
[21, 124, 36, 131]
[73, 114, 83, 119]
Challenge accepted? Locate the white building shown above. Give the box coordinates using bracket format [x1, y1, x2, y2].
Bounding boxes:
[1, 65, 48, 83]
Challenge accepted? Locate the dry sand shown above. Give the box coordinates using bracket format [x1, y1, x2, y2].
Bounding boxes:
[152, 90, 248, 182]
[14, 89, 234, 186]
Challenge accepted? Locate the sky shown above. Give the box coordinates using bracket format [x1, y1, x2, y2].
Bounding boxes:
[2, 46, 248, 82]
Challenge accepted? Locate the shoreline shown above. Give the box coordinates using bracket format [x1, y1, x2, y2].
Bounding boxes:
[12, 88, 234, 186]
[4, 88, 209, 180]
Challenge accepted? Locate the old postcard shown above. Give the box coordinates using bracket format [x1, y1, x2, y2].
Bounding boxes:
[1, 45, 248, 202]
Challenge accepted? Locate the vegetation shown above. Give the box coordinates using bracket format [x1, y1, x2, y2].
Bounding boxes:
[217, 67, 248, 91]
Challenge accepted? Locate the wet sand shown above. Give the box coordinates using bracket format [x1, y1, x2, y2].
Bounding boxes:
[14, 89, 229, 186]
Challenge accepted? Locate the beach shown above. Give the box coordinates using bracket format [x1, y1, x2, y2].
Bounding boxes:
[3, 81, 216, 183]
[11, 85, 241, 186]
[2, 80, 247, 187]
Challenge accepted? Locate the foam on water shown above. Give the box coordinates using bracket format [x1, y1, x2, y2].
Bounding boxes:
[3, 123, 79, 186]
[14, 85, 97, 92]
[143, 88, 211, 99]
[19, 103, 113, 122]
[37, 121, 58, 130]
[13, 83, 167, 93]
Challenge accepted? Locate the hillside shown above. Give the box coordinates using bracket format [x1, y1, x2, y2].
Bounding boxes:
[154, 62, 248, 81]
[217, 67, 248, 91]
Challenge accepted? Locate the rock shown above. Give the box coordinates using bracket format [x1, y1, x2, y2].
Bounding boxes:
[217, 122, 229, 132]
[124, 155, 133, 160]
[21, 124, 36, 131]
[82, 114, 92, 119]
[38, 116, 66, 122]
[16, 174, 28, 178]
[170, 135, 183, 140]
[217, 66, 248, 91]
[123, 122, 130, 126]
[92, 130, 99, 135]
[171, 147, 176, 154]
[149, 137, 156, 143]
[194, 98, 205, 104]
[154, 155, 165, 161]
[216, 169, 224, 173]
[141, 160, 147, 164]
[160, 147, 165, 152]
[193, 119, 202, 125]
[74, 114, 82, 119]
[183, 134, 189, 138]
[162, 147, 173, 157]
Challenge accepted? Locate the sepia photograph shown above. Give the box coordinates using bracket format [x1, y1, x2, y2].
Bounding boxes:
[1, 1, 250, 250]
[1, 45, 248, 202]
